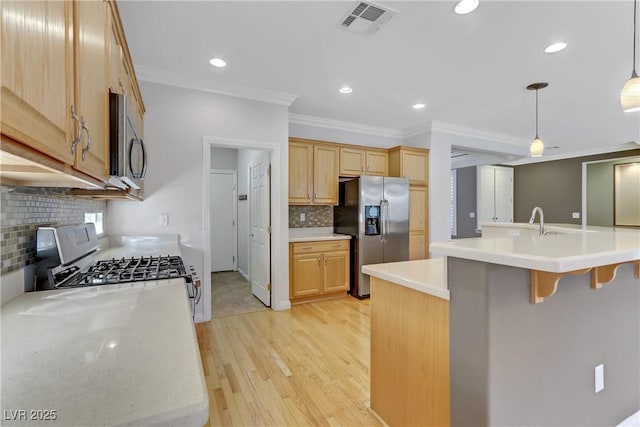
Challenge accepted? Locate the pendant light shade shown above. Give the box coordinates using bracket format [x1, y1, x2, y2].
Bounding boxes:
[526, 82, 548, 158]
[529, 138, 544, 157]
[621, 0, 640, 112]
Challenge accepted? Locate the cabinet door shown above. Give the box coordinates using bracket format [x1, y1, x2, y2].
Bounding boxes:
[409, 233, 426, 261]
[289, 141, 313, 204]
[366, 151, 388, 176]
[1, 1, 74, 164]
[108, 16, 126, 95]
[339, 147, 365, 176]
[409, 185, 428, 260]
[402, 151, 428, 185]
[313, 144, 338, 205]
[493, 167, 513, 223]
[323, 250, 350, 293]
[291, 253, 323, 298]
[73, 0, 109, 181]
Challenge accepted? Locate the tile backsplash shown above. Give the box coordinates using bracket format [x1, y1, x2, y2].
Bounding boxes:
[0, 186, 107, 275]
[289, 205, 333, 228]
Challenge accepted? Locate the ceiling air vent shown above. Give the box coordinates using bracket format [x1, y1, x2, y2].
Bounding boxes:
[339, 1, 397, 36]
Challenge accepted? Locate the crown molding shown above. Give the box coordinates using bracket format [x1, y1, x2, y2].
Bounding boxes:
[431, 121, 530, 148]
[289, 113, 404, 139]
[403, 122, 432, 138]
[505, 143, 640, 166]
[135, 65, 298, 106]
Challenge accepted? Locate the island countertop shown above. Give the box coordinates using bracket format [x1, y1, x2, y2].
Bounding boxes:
[431, 226, 640, 273]
[1, 280, 209, 426]
[362, 258, 450, 300]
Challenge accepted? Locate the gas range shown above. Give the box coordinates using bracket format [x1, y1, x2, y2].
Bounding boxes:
[34, 225, 200, 318]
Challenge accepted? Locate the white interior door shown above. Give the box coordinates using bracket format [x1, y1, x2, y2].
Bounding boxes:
[249, 161, 270, 306]
[494, 167, 514, 223]
[211, 171, 237, 272]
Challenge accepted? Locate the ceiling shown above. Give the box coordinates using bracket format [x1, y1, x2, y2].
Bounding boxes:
[118, 0, 640, 160]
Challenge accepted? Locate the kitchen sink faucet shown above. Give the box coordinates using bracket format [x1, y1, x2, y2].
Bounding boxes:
[529, 206, 545, 236]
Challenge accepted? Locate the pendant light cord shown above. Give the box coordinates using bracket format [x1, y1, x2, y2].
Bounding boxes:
[535, 89, 539, 139]
[634, 0, 638, 76]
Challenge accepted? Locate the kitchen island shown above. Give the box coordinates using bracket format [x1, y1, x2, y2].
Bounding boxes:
[362, 259, 450, 426]
[1, 277, 208, 426]
[430, 226, 640, 426]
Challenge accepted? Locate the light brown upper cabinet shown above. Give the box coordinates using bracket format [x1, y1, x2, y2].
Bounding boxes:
[388, 146, 429, 186]
[73, 0, 109, 182]
[1, 1, 75, 166]
[1, 0, 145, 196]
[339, 147, 388, 177]
[289, 138, 338, 205]
[1, 0, 119, 186]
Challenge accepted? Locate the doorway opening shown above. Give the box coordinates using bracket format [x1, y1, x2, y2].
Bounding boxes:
[204, 142, 273, 319]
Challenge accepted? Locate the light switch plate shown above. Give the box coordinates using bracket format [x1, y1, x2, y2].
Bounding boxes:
[595, 364, 604, 393]
[572, 212, 580, 219]
[300, 213, 306, 222]
[469, 212, 476, 218]
[159, 214, 169, 227]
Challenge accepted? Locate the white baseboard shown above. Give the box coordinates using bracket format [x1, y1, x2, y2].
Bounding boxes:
[272, 299, 291, 311]
[237, 268, 249, 281]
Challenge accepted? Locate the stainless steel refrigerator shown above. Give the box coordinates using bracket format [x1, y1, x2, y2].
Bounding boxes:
[334, 176, 410, 298]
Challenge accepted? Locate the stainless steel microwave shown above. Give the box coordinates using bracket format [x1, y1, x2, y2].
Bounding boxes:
[108, 92, 146, 190]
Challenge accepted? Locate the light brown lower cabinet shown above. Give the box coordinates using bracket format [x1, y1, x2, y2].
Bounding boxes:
[289, 240, 350, 302]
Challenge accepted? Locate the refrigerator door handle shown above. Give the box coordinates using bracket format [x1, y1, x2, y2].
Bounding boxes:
[384, 199, 390, 242]
[379, 199, 386, 242]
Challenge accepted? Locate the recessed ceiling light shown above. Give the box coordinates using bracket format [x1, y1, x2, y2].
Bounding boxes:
[544, 42, 567, 54]
[339, 86, 353, 94]
[209, 57, 227, 68]
[454, 0, 479, 15]
[412, 103, 426, 110]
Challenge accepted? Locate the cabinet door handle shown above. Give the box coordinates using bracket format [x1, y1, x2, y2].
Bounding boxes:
[332, 244, 340, 248]
[80, 119, 91, 161]
[324, 255, 328, 265]
[314, 193, 318, 200]
[317, 256, 320, 266]
[302, 246, 312, 250]
[70, 106, 82, 155]
[367, 165, 370, 173]
[361, 166, 365, 173]
[119, 79, 125, 94]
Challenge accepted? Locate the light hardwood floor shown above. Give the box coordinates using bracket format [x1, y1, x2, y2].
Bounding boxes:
[195, 297, 382, 426]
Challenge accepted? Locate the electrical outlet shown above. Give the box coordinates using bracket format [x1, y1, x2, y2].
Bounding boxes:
[572, 212, 580, 219]
[300, 213, 306, 222]
[469, 212, 476, 218]
[159, 214, 169, 227]
[595, 364, 604, 393]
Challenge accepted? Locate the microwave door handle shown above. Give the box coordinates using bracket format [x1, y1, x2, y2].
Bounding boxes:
[139, 139, 147, 179]
[128, 138, 146, 179]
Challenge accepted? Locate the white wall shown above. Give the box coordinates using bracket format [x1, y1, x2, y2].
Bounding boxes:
[236, 149, 270, 275]
[108, 81, 289, 320]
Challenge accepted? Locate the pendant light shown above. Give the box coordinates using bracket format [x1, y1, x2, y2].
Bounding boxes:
[526, 82, 548, 157]
[621, 0, 640, 112]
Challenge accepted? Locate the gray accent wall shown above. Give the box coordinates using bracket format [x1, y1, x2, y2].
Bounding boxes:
[448, 257, 639, 426]
[455, 166, 478, 238]
[513, 149, 640, 223]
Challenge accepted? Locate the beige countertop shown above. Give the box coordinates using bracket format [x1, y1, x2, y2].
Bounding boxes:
[0, 279, 208, 426]
[431, 226, 640, 273]
[289, 227, 352, 242]
[362, 258, 449, 300]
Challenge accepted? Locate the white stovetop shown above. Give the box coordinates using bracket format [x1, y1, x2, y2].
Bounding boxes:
[362, 258, 449, 301]
[431, 226, 640, 273]
[1, 280, 208, 426]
